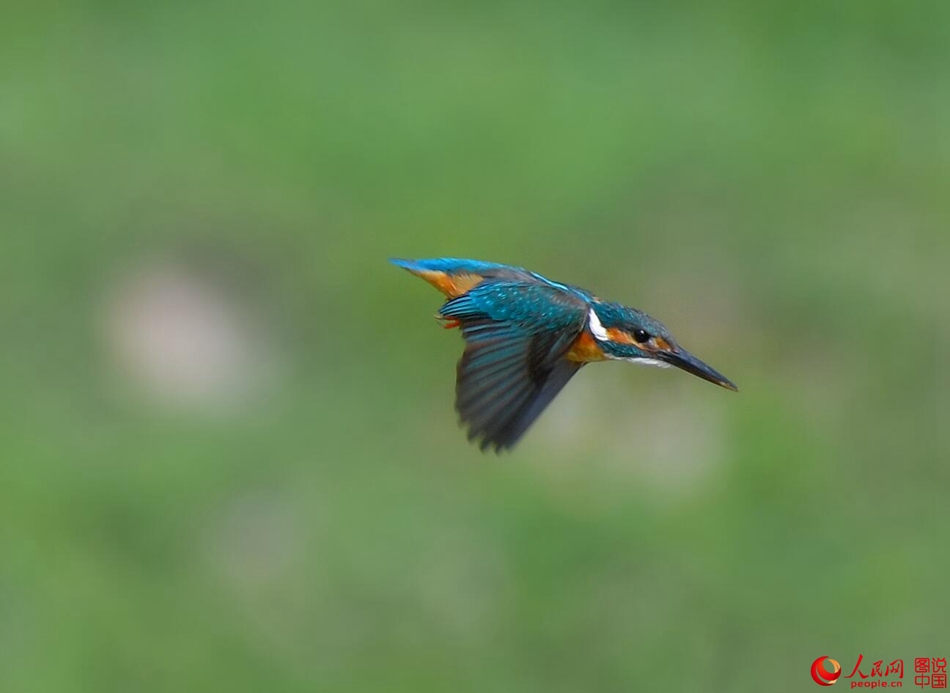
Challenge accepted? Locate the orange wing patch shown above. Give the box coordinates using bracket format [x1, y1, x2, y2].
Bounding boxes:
[415, 270, 485, 298]
[566, 330, 607, 363]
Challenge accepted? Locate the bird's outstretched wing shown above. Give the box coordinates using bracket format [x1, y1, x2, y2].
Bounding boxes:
[439, 281, 588, 451]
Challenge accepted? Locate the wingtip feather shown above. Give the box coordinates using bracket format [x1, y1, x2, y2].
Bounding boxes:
[389, 258, 416, 270]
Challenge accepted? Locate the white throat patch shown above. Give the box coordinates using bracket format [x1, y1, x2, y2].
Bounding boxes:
[623, 357, 671, 369]
[587, 308, 609, 342]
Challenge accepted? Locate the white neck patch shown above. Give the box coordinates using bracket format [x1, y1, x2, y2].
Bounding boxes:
[587, 308, 609, 342]
[622, 357, 671, 369]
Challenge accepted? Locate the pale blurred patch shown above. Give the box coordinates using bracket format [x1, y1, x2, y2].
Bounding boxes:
[535, 370, 727, 500]
[104, 264, 277, 411]
[609, 386, 726, 498]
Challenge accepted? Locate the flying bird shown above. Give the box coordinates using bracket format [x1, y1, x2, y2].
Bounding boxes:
[392, 258, 737, 451]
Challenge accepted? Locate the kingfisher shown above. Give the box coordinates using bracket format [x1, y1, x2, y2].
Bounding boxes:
[392, 257, 737, 452]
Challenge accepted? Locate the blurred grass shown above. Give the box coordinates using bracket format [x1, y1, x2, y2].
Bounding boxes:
[0, 1, 946, 691]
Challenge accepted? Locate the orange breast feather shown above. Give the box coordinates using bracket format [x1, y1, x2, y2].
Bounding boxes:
[566, 330, 607, 363]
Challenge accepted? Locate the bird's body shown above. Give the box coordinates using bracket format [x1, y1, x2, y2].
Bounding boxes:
[393, 257, 737, 451]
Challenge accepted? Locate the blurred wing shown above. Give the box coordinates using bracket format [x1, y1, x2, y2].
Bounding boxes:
[439, 282, 588, 451]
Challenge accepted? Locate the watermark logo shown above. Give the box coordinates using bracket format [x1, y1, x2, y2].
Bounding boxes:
[810, 655, 947, 688]
[812, 657, 843, 686]
[913, 658, 947, 689]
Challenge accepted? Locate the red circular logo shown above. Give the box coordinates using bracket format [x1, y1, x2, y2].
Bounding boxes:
[811, 657, 842, 686]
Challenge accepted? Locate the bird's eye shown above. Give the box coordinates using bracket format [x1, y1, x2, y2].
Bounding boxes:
[633, 329, 651, 344]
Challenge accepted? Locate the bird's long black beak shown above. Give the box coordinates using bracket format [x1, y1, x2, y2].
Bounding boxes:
[663, 346, 738, 392]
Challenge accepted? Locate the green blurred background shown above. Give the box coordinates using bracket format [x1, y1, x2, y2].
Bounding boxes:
[1, 1, 946, 691]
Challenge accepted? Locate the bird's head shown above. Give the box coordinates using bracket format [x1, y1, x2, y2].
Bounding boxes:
[588, 302, 738, 391]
